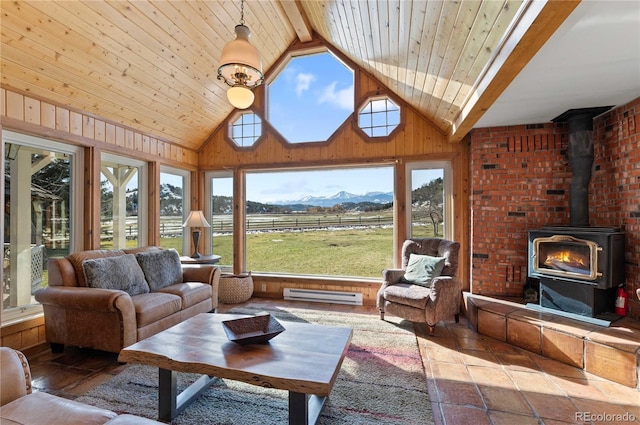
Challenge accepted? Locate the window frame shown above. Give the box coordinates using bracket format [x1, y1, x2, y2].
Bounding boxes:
[265, 47, 355, 145]
[355, 94, 404, 141]
[100, 152, 148, 248]
[242, 164, 394, 278]
[204, 170, 234, 272]
[2, 130, 84, 324]
[228, 111, 263, 149]
[159, 166, 191, 255]
[406, 160, 454, 241]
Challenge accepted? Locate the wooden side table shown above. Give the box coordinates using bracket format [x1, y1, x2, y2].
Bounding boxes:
[179, 255, 221, 265]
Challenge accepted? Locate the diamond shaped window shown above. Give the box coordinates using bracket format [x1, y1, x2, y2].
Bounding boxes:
[358, 97, 400, 138]
[268, 51, 354, 144]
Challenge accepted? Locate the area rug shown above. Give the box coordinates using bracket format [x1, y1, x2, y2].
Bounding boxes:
[75, 305, 433, 424]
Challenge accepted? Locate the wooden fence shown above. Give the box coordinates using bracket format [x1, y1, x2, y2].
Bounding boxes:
[96, 210, 440, 238]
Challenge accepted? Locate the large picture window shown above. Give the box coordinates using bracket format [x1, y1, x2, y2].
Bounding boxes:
[2, 131, 83, 323]
[244, 166, 394, 278]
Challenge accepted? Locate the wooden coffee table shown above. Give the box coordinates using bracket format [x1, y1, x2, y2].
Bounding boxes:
[118, 313, 352, 425]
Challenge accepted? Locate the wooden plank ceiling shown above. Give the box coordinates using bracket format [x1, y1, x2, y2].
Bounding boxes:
[1, 0, 574, 151]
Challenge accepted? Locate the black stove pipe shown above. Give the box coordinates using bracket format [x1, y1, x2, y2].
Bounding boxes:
[552, 107, 612, 227]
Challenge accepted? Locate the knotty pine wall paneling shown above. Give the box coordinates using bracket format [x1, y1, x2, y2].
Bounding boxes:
[199, 40, 471, 296]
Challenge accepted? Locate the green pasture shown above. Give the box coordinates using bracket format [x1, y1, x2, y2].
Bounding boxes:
[161, 225, 436, 278]
[99, 211, 438, 278]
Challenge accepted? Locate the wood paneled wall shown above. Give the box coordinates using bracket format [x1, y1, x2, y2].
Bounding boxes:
[199, 39, 471, 299]
[0, 87, 199, 166]
[200, 63, 454, 168]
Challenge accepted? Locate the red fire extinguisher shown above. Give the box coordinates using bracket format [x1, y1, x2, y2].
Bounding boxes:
[615, 284, 627, 317]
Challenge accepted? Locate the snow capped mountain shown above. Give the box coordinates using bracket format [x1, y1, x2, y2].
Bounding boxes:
[328, 191, 358, 200]
[278, 191, 392, 207]
[141, 184, 392, 209]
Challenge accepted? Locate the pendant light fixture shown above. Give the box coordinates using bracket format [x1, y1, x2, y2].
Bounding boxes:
[217, 0, 264, 109]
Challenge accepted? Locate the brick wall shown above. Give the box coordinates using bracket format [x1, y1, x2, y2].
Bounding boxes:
[470, 97, 640, 320]
[592, 98, 640, 319]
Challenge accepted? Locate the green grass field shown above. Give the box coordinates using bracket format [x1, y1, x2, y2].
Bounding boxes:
[101, 212, 438, 278]
[164, 226, 437, 278]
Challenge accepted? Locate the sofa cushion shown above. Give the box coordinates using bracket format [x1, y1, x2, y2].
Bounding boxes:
[158, 282, 212, 309]
[82, 254, 150, 296]
[131, 292, 182, 327]
[67, 249, 126, 287]
[382, 282, 431, 309]
[0, 391, 117, 425]
[136, 249, 183, 291]
[401, 254, 445, 287]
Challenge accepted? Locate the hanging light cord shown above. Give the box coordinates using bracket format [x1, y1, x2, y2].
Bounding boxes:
[239, 0, 245, 26]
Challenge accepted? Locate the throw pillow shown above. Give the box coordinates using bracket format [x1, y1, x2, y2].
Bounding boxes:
[401, 254, 446, 287]
[82, 254, 150, 296]
[136, 249, 183, 291]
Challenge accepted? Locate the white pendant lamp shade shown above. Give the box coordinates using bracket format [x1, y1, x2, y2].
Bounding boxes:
[217, 22, 264, 109]
[216, 0, 264, 109]
[226, 85, 255, 110]
[218, 25, 263, 87]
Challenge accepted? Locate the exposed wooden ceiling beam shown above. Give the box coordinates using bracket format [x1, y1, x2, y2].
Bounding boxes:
[448, 0, 582, 143]
[279, 0, 313, 43]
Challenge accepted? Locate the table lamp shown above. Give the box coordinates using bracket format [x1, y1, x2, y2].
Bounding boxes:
[182, 211, 211, 258]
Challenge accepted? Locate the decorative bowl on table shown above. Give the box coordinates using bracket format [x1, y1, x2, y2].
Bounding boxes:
[221, 314, 286, 345]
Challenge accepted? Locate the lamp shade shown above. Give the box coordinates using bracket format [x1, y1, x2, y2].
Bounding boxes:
[227, 86, 255, 109]
[217, 24, 263, 88]
[182, 211, 211, 228]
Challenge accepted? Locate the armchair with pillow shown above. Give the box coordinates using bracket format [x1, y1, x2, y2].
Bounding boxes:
[377, 238, 461, 335]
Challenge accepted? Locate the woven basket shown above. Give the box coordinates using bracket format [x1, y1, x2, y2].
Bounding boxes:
[219, 272, 254, 304]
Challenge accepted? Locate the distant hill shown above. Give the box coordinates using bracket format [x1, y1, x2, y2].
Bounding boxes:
[152, 186, 394, 214]
[150, 186, 399, 214]
[278, 191, 393, 208]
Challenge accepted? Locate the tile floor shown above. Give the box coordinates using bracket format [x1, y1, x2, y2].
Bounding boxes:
[23, 298, 640, 425]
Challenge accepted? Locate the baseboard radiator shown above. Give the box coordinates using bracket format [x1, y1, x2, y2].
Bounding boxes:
[283, 288, 363, 305]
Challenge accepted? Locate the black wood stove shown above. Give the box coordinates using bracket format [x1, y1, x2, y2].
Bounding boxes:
[528, 226, 625, 317]
[527, 107, 625, 319]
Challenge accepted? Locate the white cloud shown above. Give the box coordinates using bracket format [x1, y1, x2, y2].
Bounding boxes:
[295, 73, 316, 96]
[318, 82, 354, 110]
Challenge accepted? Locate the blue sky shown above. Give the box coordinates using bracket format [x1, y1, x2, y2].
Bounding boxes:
[172, 53, 443, 204]
[267, 52, 354, 143]
[205, 167, 442, 205]
[246, 167, 393, 204]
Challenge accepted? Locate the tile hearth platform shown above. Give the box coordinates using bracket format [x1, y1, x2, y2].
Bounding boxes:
[463, 293, 640, 389]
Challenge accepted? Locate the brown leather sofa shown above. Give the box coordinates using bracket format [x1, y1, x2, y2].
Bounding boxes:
[0, 347, 162, 425]
[35, 246, 221, 353]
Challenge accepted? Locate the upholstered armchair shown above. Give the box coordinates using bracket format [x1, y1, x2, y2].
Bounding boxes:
[377, 238, 461, 335]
